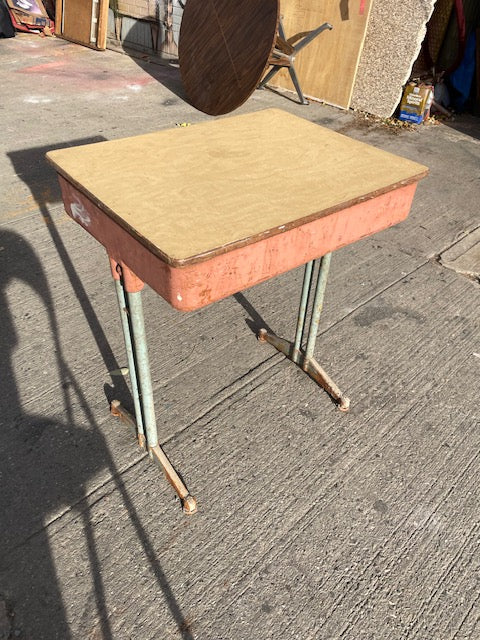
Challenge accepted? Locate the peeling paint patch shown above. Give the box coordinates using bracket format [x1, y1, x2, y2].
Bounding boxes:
[70, 198, 91, 227]
[439, 227, 480, 281]
[23, 96, 52, 104]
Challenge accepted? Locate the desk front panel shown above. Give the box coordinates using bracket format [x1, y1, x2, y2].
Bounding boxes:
[58, 175, 418, 311]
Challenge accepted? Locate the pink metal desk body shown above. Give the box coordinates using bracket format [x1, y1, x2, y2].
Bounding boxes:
[57, 177, 418, 310]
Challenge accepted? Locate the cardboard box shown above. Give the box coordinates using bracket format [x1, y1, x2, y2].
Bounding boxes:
[6, 0, 53, 31]
[6, 0, 48, 18]
[399, 83, 434, 124]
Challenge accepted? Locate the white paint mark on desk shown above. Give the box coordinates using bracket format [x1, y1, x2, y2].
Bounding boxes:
[70, 197, 91, 227]
[176, 293, 183, 302]
[24, 96, 52, 104]
[127, 84, 142, 93]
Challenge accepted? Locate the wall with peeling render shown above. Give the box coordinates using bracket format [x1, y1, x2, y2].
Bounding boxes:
[350, 1, 437, 117]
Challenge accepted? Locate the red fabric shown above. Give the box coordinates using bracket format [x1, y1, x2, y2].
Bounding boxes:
[450, 0, 466, 72]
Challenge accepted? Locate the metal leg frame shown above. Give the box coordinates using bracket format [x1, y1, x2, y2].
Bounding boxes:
[258, 253, 350, 411]
[112, 279, 146, 448]
[111, 270, 197, 514]
[258, 18, 333, 105]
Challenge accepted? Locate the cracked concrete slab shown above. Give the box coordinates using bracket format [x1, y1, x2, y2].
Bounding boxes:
[440, 227, 480, 280]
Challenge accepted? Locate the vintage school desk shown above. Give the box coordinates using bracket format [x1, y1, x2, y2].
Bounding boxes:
[47, 109, 428, 514]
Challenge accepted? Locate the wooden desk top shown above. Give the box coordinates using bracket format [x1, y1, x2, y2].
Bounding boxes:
[178, 0, 279, 115]
[47, 109, 428, 267]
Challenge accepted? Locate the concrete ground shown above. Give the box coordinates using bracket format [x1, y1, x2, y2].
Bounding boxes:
[0, 33, 479, 640]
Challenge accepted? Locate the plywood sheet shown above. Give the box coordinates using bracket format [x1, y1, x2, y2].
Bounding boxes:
[63, 0, 92, 44]
[47, 109, 427, 264]
[55, 0, 109, 49]
[271, 0, 372, 108]
[350, 1, 437, 117]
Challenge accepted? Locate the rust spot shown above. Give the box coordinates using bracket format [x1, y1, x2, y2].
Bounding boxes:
[179, 615, 195, 635]
[110, 399, 122, 416]
[138, 433, 146, 450]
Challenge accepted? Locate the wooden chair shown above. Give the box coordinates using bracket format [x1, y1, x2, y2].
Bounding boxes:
[259, 17, 333, 104]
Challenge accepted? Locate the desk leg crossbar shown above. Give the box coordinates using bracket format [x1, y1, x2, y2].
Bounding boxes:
[110, 263, 197, 514]
[258, 253, 350, 411]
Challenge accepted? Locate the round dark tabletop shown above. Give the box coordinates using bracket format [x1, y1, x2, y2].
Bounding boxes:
[179, 0, 279, 116]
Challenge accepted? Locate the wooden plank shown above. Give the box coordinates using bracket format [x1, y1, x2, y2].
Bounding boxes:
[54, 0, 62, 34]
[115, 0, 157, 21]
[96, 0, 109, 49]
[56, 0, 109, 50]
[47, 109, 427, 265]
[272, 0, 373, 108]
[62, 0, 93, 46]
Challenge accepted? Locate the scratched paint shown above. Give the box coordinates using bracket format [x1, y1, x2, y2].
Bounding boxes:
[23, 96, 52, 104]
[70, 198, 91, 227]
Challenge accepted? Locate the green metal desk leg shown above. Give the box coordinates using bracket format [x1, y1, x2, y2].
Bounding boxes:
[110, 263, 197, 514]
[112, 276, 146, 449]
[258, 253, 350, 411]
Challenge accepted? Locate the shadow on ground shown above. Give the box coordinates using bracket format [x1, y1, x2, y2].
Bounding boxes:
[443, 113, 480, 140]
[119, 20, 304, 111]
[0, 143, 194, 639]
[116, 19, 188, 106]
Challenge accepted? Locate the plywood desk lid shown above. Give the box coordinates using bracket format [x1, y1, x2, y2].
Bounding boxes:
[47, 109, 428, 267]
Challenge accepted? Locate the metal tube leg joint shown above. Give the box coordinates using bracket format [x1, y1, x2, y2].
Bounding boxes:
[258, 254, 350, 411]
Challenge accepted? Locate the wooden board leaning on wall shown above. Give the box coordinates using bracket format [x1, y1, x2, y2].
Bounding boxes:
[273, 0, 372, 109]
[55, 0, 109, 50]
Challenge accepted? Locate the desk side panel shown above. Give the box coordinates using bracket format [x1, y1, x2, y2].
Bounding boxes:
[58, 176, 418, 311]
